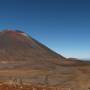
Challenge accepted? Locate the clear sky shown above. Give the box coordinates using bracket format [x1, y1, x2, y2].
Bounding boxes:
[0, 0, 90, 59]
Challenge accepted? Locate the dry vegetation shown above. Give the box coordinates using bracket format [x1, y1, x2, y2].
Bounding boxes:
[0, 82, 70, 90]
[0, 84, 51, 90]
[0, 84, 72, 90]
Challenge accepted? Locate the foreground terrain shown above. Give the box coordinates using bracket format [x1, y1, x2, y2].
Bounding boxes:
[0, 84, 73, 90]
[0, 84, 58, 90]
[0, 65, 90, 90]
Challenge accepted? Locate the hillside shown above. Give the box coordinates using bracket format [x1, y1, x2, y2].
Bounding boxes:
[0, 30, 89, 90]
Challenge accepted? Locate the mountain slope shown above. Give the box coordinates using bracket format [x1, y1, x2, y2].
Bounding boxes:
[0, 30, 90, 90]
[0, 30, 65, 69]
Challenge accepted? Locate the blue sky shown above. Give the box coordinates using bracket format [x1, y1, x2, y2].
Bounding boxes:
[0, 0, 90, 58]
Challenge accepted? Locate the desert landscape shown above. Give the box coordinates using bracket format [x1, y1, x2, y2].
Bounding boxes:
[0, 30, 89, 90]
[0, 0, 90, 89]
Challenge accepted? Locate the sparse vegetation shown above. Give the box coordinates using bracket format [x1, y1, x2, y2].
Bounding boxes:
[0, 82, 58, 90]
[0, 78, 72, 90]
[0, 83, 71, 90]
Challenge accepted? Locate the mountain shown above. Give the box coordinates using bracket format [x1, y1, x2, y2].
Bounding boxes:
[0, 30, 87, 68]
[0, 30, 90, 90]
[0, 30, 65, 69]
